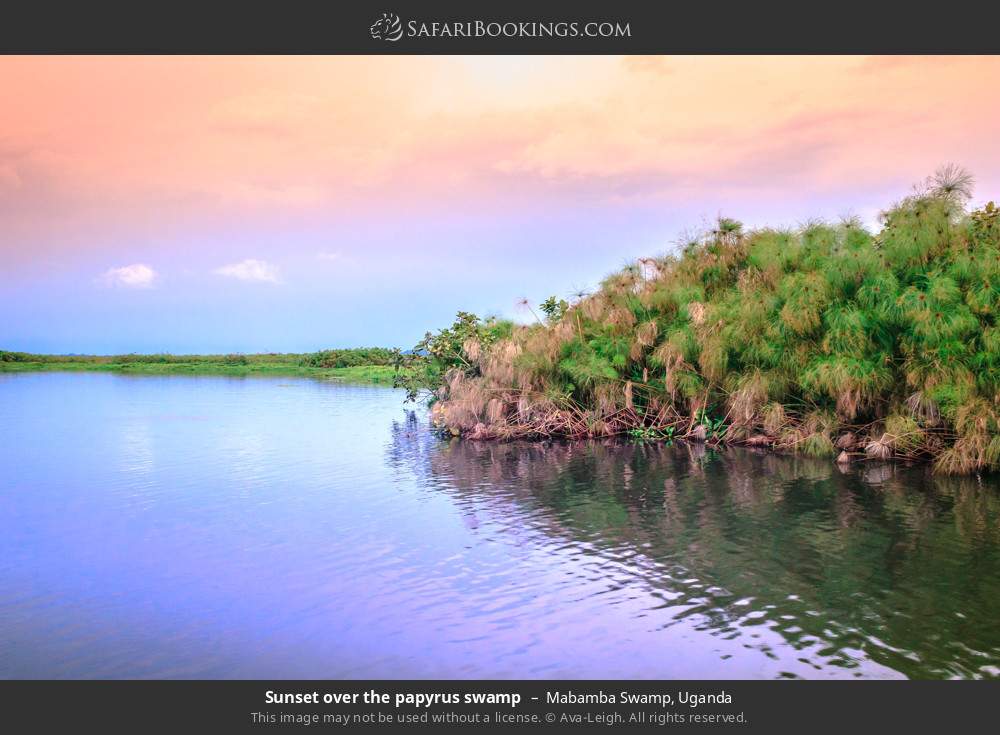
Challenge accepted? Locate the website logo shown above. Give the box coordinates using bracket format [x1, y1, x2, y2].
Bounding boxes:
[370, 12, 403, 42]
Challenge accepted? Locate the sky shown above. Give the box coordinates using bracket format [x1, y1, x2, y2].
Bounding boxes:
[2, 55, 1000, 354]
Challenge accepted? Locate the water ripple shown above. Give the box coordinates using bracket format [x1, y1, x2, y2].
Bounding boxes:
[0, 372, 998, 679]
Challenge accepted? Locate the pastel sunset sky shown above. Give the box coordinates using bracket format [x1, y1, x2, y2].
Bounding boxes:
[2, 55, 999, 353]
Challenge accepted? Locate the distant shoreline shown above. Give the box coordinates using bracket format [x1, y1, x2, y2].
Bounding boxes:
[0, 350, 399, 385]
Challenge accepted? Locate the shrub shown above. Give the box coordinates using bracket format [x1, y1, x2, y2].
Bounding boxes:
[408, 167, 1000, 473]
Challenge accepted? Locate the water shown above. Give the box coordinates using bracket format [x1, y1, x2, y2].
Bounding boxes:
[2, 372, 999, 680]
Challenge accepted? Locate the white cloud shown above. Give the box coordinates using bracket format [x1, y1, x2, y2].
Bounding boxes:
[100, 263, 157, 289]
[316, 251, 342, 261]
[213, 259, 280, 283]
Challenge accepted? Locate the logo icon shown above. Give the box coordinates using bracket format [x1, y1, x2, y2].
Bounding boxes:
[370, 12, 403, 42]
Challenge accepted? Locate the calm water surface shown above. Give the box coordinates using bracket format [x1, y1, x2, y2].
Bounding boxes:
[2, 372, 999, 679]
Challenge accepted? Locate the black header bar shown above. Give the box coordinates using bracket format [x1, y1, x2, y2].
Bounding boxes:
[2, 0, 1000, 54]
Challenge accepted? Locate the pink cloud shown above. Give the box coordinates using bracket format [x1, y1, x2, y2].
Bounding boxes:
[1, 55, 999, 271]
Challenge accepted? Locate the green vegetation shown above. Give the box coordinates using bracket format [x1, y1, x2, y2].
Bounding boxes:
[403, 167, 1000, 474]
[393, 311, 514, 401]
[299, 347, 397, 368]
[0, 349, 399, 384]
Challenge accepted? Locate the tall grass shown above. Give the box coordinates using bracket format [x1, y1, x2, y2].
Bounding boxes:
[412, 168, 1000, 474]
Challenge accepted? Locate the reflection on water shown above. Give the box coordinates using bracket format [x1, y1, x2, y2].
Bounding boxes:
[1, 373, 999, 679]
[389, 413, 1000, 680]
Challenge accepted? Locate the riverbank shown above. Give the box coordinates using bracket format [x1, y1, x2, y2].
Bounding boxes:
[408, 172, 1000, 475]
[0, 351, 398, 384]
